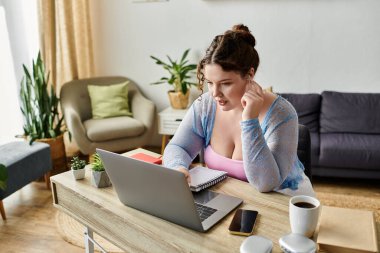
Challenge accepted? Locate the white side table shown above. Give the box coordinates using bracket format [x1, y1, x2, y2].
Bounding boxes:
[158, 107, 188, 154]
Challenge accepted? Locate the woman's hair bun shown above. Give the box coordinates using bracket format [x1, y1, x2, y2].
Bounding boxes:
[230, 24, 256, 48]
[232, 24, 250, 33]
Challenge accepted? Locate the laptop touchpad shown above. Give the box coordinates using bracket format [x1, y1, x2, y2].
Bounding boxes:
[193, 190, 219, 204]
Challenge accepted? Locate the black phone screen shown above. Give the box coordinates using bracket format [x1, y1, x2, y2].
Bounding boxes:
[228, 209, 258, 235]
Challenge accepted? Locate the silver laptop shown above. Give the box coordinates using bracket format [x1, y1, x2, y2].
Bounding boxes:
[97, 149, 243, 232]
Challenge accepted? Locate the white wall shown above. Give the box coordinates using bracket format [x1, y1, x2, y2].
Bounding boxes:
[2, 0, 39, 89]
[90, 0, 380, 144]
[0, 0, 39, 143]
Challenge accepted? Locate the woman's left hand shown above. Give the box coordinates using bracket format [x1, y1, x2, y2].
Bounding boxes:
[241, 80, 264, 121]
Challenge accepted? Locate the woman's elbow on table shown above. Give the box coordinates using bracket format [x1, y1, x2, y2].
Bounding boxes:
[249, 176, 281, 193]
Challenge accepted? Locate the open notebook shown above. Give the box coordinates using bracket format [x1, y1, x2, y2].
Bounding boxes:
[189, 166, 228, 192]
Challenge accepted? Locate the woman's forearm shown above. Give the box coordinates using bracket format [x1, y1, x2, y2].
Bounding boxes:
[241, 117, 297, 192]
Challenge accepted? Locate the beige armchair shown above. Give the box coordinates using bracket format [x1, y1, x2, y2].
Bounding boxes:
[60, 76, 155, 155]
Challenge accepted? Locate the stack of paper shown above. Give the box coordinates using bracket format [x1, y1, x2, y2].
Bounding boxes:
[317, 206, 378, 253]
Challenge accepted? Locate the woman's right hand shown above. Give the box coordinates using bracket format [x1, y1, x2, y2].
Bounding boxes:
[241, 80, 264, 121]
[177, 167, 191, 184]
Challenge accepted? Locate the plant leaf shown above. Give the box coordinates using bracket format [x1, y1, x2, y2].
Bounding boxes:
[179, 48, 190, 65]
[151, 49, 196, 93]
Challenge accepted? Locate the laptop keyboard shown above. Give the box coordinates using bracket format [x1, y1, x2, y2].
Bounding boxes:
[195, 203, 217, 222]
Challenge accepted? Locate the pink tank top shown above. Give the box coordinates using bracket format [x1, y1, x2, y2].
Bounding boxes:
[204, 145, 248, 182]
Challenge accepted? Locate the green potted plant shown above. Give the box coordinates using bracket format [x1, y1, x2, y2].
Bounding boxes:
[19, 52, 67, 174]
[90, 153, 111, 188]
[70, 156, 86, 180]
[150, 49, 197, 109]
[0, 164, 7, 190]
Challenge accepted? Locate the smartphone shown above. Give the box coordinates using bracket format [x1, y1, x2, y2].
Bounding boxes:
[228, 209, 258, 236]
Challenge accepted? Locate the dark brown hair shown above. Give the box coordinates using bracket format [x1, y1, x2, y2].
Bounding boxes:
[197, 24, 260, 92]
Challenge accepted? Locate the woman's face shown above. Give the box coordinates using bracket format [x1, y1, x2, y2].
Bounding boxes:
[204, 64, 248, 111]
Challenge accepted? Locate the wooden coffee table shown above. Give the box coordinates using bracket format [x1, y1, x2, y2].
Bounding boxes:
[51, 169, 296, 252]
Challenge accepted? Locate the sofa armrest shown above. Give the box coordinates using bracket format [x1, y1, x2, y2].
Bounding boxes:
[63, 106, 92, 153]
[131, 92, 155, 130]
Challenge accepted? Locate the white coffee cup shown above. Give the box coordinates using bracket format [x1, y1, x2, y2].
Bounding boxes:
[289, 195, 321, 238]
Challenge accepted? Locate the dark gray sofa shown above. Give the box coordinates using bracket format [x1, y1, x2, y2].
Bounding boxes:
[281, 91, 380, 179]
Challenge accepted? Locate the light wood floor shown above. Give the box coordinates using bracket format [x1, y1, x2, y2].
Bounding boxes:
[0, 176, 379, 253]
[0, 182, 82, 253]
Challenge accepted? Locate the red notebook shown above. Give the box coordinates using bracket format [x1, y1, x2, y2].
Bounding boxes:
[129, 153, 162, 165]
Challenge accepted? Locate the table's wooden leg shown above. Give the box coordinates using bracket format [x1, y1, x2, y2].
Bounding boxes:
[0, 200, 6, 220]
[84, 226, 94, 253]
[161, 135, 169, 155]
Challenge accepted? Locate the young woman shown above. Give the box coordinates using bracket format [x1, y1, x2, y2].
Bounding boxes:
[163, 24, 314, 196]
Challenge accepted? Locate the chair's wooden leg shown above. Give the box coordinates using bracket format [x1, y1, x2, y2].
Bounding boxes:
[0, 200, 6, 220]
[161, 135, 168, 155]
[45, 171, 51, 190]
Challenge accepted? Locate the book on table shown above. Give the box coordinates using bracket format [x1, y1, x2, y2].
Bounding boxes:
[316, 206, 378, 253]
[189, 166, 228, 192]
[129, 152, 162, 164]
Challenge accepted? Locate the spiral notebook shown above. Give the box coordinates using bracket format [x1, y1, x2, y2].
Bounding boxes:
[189, 166, 228, 192]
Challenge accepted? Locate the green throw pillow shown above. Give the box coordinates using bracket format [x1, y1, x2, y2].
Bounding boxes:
[87, 81, 133, 119]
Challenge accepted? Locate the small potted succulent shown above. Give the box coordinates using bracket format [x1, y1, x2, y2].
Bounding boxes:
[70, 156, 86, 180]
[90, 152, 111, 188]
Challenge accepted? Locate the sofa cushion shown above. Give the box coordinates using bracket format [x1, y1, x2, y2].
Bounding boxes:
[84, 116, 145, 142]
[310, 132, 320, 166]
[87, 81, 133, 119]
[319, 133, 380, 170]
[280, 93, 321, 132]
[320, 91, 380, 134]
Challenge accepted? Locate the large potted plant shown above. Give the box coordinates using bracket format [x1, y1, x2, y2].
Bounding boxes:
[19, 52, 67, 174]
[150, 49, 197, 109]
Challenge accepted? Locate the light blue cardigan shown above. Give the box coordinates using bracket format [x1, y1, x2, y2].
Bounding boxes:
[163, 92, 307, 193]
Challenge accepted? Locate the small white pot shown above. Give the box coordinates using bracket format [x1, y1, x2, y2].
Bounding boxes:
[72, 167, 86, 180]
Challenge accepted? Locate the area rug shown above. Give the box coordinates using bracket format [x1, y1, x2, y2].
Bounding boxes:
[56, 189, 380, 251]
[55, 211, 123, 252]
[316, 191, 380, 222]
